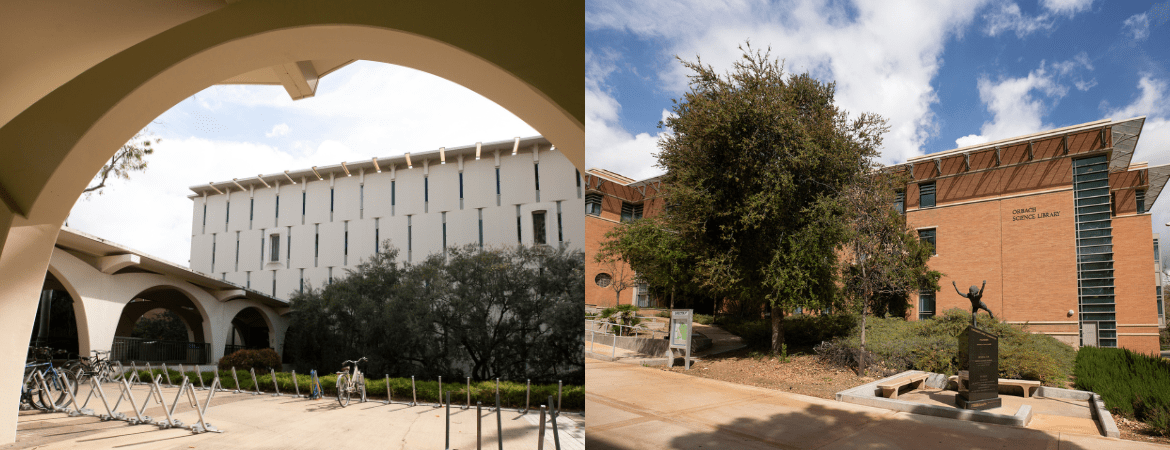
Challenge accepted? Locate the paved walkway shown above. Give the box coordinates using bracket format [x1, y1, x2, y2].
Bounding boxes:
[691, 323, 746, 357]
[6, 382, 583, 450]
[585, 358, 1168, 449]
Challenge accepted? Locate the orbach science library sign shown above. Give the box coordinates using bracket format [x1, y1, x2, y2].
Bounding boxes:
[1010, 207, 1061, 222]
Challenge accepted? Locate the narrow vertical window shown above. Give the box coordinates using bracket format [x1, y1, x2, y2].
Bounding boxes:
[328, 267, 333, 284]
[459, 172, 464, 210]
[330, 188, 335, 212]
[441, 212, 447, 256]
[343, 221, 349, 266]
[270, 234, 280, 262]
[495, 167, 501, 206]
[919, 182, 936, 208]
[249, 198, 254, 221]
[234, 232, 240, 271]
[259, 230, 265, 264]
[314, 224, 319, 267]
[374, 218, 380, 253]
[225, 201, 230, 231]
[534, 162, 541, 202]
[272, 272, 276, 296]
[556, 201, 563, 243]
[299, 268, 304, 294]
[918, 289, 936, 320]
[586, 193, 602, 215]
[286, 227, 291, 268]
[516, 205, 522, 243]
[202, 203, 207, 231]
[533, 211, 547, 245]
[894, 191, 905, 214]
[478, 208, 484, 249]
[301, 192, 306, 223]
[211, 234, 216, 272]
[359, 184, 364, 218]
[1137, 189, 1146, 214]
[407, 215, 413, 263]
[391, 180, 396, 216]
[424, 176, 429, 213]
[246, 271, 251, 289]
[576, 169, 582, 199]
[275, 195, 280, 220]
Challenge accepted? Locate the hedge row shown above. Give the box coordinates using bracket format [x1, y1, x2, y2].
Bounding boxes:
[1074, 346, 1170, 435]
[715, 313, 857, 349]
[123, 369, 583, 411]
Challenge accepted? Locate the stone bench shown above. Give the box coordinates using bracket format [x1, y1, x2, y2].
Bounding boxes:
[878, 373, 929, 399]
[948, 376, 1041, 398]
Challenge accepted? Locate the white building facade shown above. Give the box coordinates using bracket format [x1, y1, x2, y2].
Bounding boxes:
[189, 136, 585, 300]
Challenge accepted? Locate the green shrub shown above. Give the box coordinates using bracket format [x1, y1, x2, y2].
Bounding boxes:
[218, 348, 282, 372]
[1075, 346, 1170, 435]
[600, 304, 642, 333]
[815, 308, 1074, 385]
[715, 314, 857, 350]
[693, 314, 714, 325]
[657, 310, 671, 318]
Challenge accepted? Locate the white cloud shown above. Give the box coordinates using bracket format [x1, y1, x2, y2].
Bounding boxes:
[955, 65, 1066, 147]
[984, 2, 1054, 38]
[588, 0, 989, 166]
[584, 48, 666, 180]
[954, 134, 990, 148]
[1107, 75, 1169, 120]
[1040, 0, 1095, 16]
[265, 123, 290, 137]
[1106, 75, 1170, 239]
[1123, 13, 1151, 41]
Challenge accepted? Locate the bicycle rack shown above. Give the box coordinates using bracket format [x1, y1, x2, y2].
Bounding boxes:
[68, 370, 224, 434]
[127, 362, 141, 384]
[249, 368, 262, 395]
[231, 367, 243, 394]
[291, 370, 303, 398]
[144, 362, 156, 386]
[161, 363, 174, 388]
[270, 369, 283, 397]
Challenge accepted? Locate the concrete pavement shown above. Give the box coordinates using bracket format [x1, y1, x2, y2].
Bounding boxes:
[585, 358, 1168, 449]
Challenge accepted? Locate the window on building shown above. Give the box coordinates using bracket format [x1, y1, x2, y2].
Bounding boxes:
[441, 212, 447, 255]
[919, 182, 936, 208]
[270, 234, 280, 262]
[275, 195, 279, 220]
[1137, 189, 1146, 214]
[637, 281, 649, 307]
[495, 167, 501, 206]
[359, 185, 364, 218]
[534, 163, 541, 202]
[459, 172, 464, 209]
[211, 235, 216, 272]
[478, 208, 484, 249]
[314, 224, 319, 267]
[918, 289, 935, 320]
[234, 232, 240, 271]
[621, 202, 643, 222]
[424, 176, 429, 203]
[301, 192, 306, 218]
[299, 268, 304, 294]
[556, 201, 563, 244]
[225, 201, 230, 227]
[1156, 238, 1161, 262]
[330, 187, 335, 213]
[533, 211, 547, 245]
[894, 191, 905, 214]
[407, 215, 412, 263]
[375, 218, 380, 254]
[585, 193, 602, 216]
[576, 169, 582, 199]
[202, 203, 207, 231]
[919, 228, 936, 255]
[595, 273, 612, 288]
[1157, 286, 1164, 321]
[516, 205, 522, 243]
[249, 198, 254, 225]
[286, 228, 291, 265]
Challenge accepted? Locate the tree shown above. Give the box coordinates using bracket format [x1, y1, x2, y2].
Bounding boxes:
[838, 169, 942, 374]
[131, 310, 189, 342]
[656, 43, 887, 354]
[597, 215, 696, 310]
[83, 128, 158, 198]
[593, 255, 636, 308]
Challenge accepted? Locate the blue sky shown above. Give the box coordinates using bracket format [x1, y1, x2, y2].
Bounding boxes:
[67, 61, 536, 265]
[586, 0, 1170, 245]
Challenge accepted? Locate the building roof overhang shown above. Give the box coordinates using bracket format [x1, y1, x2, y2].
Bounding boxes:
[54, 227, 289, 308]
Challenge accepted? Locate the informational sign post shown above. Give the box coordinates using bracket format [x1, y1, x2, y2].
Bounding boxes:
[669, 309, 693, 370]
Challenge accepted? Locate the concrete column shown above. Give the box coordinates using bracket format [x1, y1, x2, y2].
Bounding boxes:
[0, 222, 60, 443]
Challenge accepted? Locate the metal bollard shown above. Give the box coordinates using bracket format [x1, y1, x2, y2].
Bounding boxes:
[557, 380, 562, 412]
[537, 404, 546, 450]
[410, 376, 417, 406]
[476, 401, 482, 450]
[549, 395, 561, 450]
[445, 391, 451, 450]
[270, 369, 282, 396]
[292, 370, 302, 398]
[493, 378, 499, 412]
[496, 390, 503, 450]
[464, 377, 471, 410]
[434, 376, 442, 408]
[524, 379, 531, 413]
[249, 368, 261, 395]
[231, 367, 242, 393]
[384, 375, 392, 404]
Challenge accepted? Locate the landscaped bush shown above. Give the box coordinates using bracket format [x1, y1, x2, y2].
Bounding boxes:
[218, 348, 282, 372]
[600, 304, 642, 333]
[1075, 346, 1170, 435]
[814, 308, 1075, 385]
[693, 314, 714, 325]
[715, 313, 858, 350]
[127, 368, 584, 411]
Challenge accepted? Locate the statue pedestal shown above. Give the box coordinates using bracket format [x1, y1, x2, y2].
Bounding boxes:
[956, 326, 1001, 410]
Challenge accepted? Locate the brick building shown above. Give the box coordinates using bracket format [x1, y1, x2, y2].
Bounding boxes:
[583, 169, 665, 308]
[894, 117, 1165, 354]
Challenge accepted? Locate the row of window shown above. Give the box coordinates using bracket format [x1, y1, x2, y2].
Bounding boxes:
[209, 204, 566, 273]
[202, 170, 585, 233]
[903, 182, 1146, 213]
[585, 193, 644, 222]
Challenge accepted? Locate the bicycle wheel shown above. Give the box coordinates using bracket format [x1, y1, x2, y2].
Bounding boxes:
[22, 373, 45, 410]
[336, 374, 350, 407]
[39, 370, 74, 410]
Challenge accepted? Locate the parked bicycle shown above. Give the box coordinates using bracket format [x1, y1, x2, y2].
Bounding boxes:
[69, 349, 114, 386]
[335, 357, 367, 407]
[22, 347, 77, 410]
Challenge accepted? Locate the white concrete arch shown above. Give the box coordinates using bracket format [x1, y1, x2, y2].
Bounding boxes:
[220, 303, 285, 360]
[0, 2, 581, 442]
[44, 258, 90, 356]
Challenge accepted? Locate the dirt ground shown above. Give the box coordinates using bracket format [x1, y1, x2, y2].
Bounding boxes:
[661, 347, 1170, 446]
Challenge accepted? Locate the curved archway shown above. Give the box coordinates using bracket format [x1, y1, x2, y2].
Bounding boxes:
[112, 286, 209, 364]
[225, 307, 274, 357]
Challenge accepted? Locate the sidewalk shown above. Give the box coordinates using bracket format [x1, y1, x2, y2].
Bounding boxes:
[585, 358, 1168, 449]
